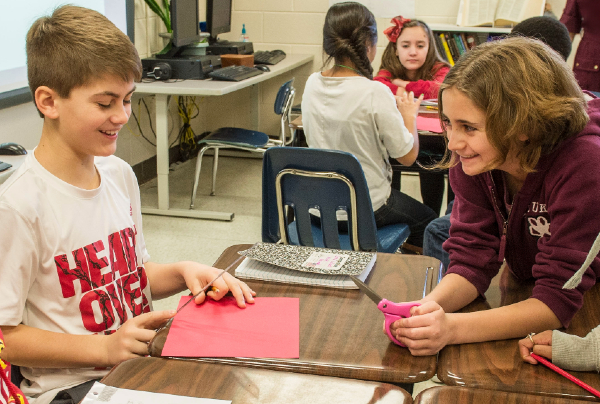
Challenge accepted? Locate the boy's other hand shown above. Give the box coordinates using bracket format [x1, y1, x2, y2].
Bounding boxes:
[519, 330, 553, 365]
[388, 300, 453, 356]
[182, 262, 256, 308]
[104, 310, 175, 366]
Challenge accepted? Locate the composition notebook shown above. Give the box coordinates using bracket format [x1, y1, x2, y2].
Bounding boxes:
[235, 243, 377, 289]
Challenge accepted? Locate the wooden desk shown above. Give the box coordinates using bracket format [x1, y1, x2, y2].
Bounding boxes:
[414, 386, 590, 404]
[134, 54, 313, 221]
[437, 268, 600, 401]
[101, 357, 413, 404]
[150, 244, 442, 385]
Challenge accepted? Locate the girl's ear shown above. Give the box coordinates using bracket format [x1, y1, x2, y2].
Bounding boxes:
[517, 133, 529, 142]
[35, 86, 60, 119]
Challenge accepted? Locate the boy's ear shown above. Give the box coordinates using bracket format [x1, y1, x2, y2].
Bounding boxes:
[517, 133, 529, 142]
[35, 86, 60, 119]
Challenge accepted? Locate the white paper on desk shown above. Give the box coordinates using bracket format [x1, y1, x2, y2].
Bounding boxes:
[81, 382, 231, 404]
[329, 0, 415, 18]
[235, 257, 374, 289]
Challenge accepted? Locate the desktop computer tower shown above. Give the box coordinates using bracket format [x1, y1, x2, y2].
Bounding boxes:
[206, 41, 254, 56]
[141, 55, 222, 80]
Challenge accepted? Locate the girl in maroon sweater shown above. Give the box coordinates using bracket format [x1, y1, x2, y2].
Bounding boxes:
[388, 37, 600, 356]
[374, 16, 450, 99]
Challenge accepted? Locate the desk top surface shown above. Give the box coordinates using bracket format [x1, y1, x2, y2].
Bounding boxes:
[414, 386, 591, 404]
[134, 54, 313, 96]
[102, 357, 413, 404]
[437, 268, 600, 401]
[150, 244, 442, 384]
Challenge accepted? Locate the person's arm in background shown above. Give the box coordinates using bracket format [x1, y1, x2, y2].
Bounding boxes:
[374, 69, 400, 95]
[559, 0, 581, 42]
[519, 326, 600, 372]
[404, 65, 451, 99]
[394, 91, 423, 166]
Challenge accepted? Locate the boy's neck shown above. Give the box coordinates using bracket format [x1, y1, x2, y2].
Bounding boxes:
[35, 130, 101, 190]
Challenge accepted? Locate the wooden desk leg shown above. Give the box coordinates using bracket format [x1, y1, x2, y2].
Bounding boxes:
[141, 94, 234, 221]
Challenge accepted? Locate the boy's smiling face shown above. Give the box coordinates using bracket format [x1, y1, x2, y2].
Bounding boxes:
[53, 75, 135, 159]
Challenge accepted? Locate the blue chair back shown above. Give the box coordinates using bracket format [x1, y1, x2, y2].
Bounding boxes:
[274, 79, 294, 115]
[262, 147, 381, 251]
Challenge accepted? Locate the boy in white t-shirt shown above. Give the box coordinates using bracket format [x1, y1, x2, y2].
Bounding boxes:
[0, 6, 255, 404]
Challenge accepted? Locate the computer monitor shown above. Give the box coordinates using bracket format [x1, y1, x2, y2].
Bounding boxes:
[170, 0, 200, 47]
[206, 0, 232, 43]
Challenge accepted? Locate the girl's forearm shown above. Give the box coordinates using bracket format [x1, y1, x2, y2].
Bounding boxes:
[422, 273, 479, 313]
[447, 298, 562, 345]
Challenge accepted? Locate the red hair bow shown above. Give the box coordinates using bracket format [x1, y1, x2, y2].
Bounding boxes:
[383, 16, 411, 43]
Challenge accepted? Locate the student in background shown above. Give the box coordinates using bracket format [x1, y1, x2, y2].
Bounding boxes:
[374, 16, 450, 99]
[560, 0, 600, 93]
[423, 15, 574, 272]
[301, 2, 437, 248]
[375, 16, 451, 217]
[0, 6, 255, 404]
[389, 37, 600, 355]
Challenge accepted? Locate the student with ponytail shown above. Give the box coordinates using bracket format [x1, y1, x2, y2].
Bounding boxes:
[301, 1, 437, 248]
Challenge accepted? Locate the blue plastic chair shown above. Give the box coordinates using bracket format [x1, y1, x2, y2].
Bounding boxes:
[190, 79, 296, 209]
[262, 147, 410, 253]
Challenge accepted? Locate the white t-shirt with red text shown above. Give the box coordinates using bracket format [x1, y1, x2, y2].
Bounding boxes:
[0, 152, 152, 401]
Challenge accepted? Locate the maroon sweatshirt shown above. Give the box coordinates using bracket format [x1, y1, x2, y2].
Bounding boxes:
[444, 95, 600, 327]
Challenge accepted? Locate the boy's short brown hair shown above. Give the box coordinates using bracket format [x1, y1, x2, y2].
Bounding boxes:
[27, 5, 142, 116]
[438, 37, 589, 173]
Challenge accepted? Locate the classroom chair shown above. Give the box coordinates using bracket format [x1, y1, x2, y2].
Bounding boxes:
[262, 147, 411, 253]
[189, 79, 296, 209]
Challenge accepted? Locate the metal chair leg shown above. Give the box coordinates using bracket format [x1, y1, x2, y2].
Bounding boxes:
[211, 147, 219, 196]
[190, 146, 209, 209]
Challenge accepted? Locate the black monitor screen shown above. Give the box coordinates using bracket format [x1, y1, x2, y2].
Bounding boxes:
[171, 0, 200, 47]
[207, 0, 232, 40]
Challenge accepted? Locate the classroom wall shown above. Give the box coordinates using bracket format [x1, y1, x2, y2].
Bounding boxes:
[0, 0, 576, 167]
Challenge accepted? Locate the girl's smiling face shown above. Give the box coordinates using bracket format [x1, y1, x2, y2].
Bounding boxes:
[396, 26, 428, 73]
[442, 87, 525, 179]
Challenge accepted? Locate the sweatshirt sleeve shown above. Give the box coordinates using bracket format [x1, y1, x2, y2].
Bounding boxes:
[405, 65, 450, 100]
[552, 325, 600, 372]
[373, 69, 399, 95]
[559, 0, 581, 34]
[442, 166, 504, 297]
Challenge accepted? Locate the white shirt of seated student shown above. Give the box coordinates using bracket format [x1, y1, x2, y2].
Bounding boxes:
[301, 72, 414, 211]
[0, 152, 152, 404]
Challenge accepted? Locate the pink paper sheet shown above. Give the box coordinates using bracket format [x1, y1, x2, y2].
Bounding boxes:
[416, 116, 444, 133]
[161, 296, 300, 358]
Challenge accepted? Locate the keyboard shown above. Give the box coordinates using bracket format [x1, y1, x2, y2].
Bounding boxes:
[253, 50, 286, 65]
[209, 65, 264, 82]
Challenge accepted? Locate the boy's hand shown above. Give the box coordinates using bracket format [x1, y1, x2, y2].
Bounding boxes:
[395, 91, 424, 122]
[182, 262, 256, 308]
[519, 330, 553, 365]
[103, 310, 175, 366]
[387, 300, 453, 356]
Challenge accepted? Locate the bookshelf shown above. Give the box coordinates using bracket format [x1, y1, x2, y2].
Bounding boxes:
[429, 24, 512, 66]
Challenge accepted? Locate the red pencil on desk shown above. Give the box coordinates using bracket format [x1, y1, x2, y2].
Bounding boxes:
[530, 353, 600, 398]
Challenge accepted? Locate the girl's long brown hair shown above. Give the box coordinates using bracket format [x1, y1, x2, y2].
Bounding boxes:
[322, 2, 378, 79]
[380, 20, 448, 81]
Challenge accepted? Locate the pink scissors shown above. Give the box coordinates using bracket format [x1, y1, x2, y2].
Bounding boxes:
[350, 276, 420, 347]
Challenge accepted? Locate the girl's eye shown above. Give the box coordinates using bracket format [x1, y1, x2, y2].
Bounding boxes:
[98, 103, 110, 109]
[464, 125, 476, 132]
[124, 99, 132, 105]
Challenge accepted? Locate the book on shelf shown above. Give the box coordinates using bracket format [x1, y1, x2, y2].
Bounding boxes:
[235, 243, 377, 289]
[445, 33, 461, 63]
[438, 33, 454, 65]
[456, 0, 545, 27]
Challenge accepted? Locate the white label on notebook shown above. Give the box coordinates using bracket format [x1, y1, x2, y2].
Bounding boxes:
[302, 252, 349, 270]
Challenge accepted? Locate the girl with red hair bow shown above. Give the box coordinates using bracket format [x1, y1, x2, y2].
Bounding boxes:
[375, 16, 449, 99]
